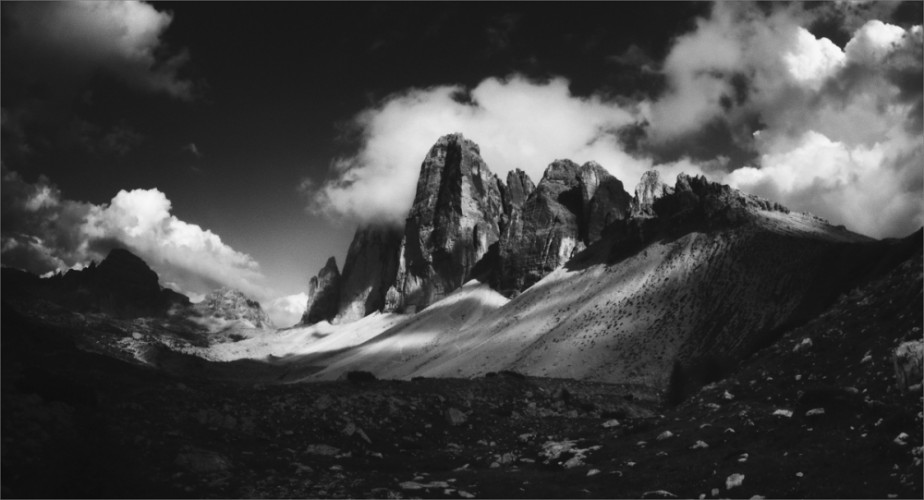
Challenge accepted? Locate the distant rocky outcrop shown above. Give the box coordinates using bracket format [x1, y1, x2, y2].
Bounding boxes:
[0, 248, 190, 319]
[651, 173, 789, 231]
[302, 257, 341, 325]
[194, 287, 273, 329]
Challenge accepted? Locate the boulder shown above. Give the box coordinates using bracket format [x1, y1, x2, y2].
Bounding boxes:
[893, 339, 923, 393]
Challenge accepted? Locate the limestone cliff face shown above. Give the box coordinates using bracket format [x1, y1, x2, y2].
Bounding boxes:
[334, 225, 402, 323]
[496, 160, 632, 294]
[580, 161, 632, 242]
[319, 135, 656, 320]
[630, 169, 674, 218]
[501, 169, 535, 215]
[384, 133, 505, 313]
[301, 257, 341, 325]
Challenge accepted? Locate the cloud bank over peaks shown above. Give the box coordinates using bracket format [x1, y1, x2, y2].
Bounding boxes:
[1, 166, 271, 302]
[303, 75, 701, 225]
[308, 3, 921, 240]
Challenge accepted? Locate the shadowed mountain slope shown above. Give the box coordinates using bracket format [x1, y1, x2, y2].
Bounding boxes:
[302, 175, 920, 389]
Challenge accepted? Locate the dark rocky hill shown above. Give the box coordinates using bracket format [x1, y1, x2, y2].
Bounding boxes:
[1, 248, 189, 319]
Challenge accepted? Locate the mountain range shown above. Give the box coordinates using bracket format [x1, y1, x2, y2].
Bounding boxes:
[286, 133, 920, 391]
[2, 133, 921, 499]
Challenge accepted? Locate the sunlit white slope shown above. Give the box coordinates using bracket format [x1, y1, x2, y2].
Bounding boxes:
[190, 311, 407, 362]
[306, 280, 509, 379]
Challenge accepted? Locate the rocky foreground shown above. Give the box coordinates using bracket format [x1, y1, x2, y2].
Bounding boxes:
[2, 255, 921, 499]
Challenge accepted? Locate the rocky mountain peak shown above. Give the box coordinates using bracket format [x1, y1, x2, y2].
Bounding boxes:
[653, 172, 789, 230]
[334, 225, 403, 323]
[385, 133, 505, 313]
[302, 256, 342, 325]
[631, 170, 674, 217]
[197, 287, 273, 329]
[321, 136, 798, 322]
[95, 248, 162, 291]
[502, 169, 535, 213]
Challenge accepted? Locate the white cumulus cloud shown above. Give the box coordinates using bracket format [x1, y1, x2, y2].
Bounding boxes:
[264, 293, 309, 329]
[1, 166, 271, 301]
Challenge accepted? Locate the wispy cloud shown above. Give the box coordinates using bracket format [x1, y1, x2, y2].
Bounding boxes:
[4, 1, 193, 99]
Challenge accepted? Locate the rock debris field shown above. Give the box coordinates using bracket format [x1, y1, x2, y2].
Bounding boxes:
[3, 256, 922, 499]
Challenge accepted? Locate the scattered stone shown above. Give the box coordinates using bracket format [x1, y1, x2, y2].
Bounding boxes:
[400, 481, 450, 490]
[794, 338, 813, 353]
[723, 390, 734, 400]
[641, 490, 678, 499]
[656, 430, 674, 441]
[738, 453, 749, 463]
[772, 409, 793, 418]
[690, 440, 709, 450]
[894, 432, 910, 446]
[305, 444, 341, 456]
[587, 469, 601, 477]
[726, 473, 745, 490]
[174, 448, 231, 473]
[131, 332, 143, 340]
[711, 487, 720, 497]
[540, 439, 601, 469]
[458, 491, 475, 498]
[796, 472, 804, 478]
[446, 408, 468, 426]
[602, 419, 620, 428]
[805, 408, 826, 417]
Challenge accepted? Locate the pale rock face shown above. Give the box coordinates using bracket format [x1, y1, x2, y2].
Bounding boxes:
[301, 256, 341, 325]
[631, 170, 674, 218]
[386, 133, 505, 313]
[196, 287, 274, 329]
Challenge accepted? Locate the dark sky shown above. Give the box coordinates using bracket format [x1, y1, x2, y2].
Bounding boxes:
[2, 1, 921, 324]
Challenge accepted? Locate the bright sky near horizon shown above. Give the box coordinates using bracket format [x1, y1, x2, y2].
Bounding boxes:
[2, 1, 921, 325]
